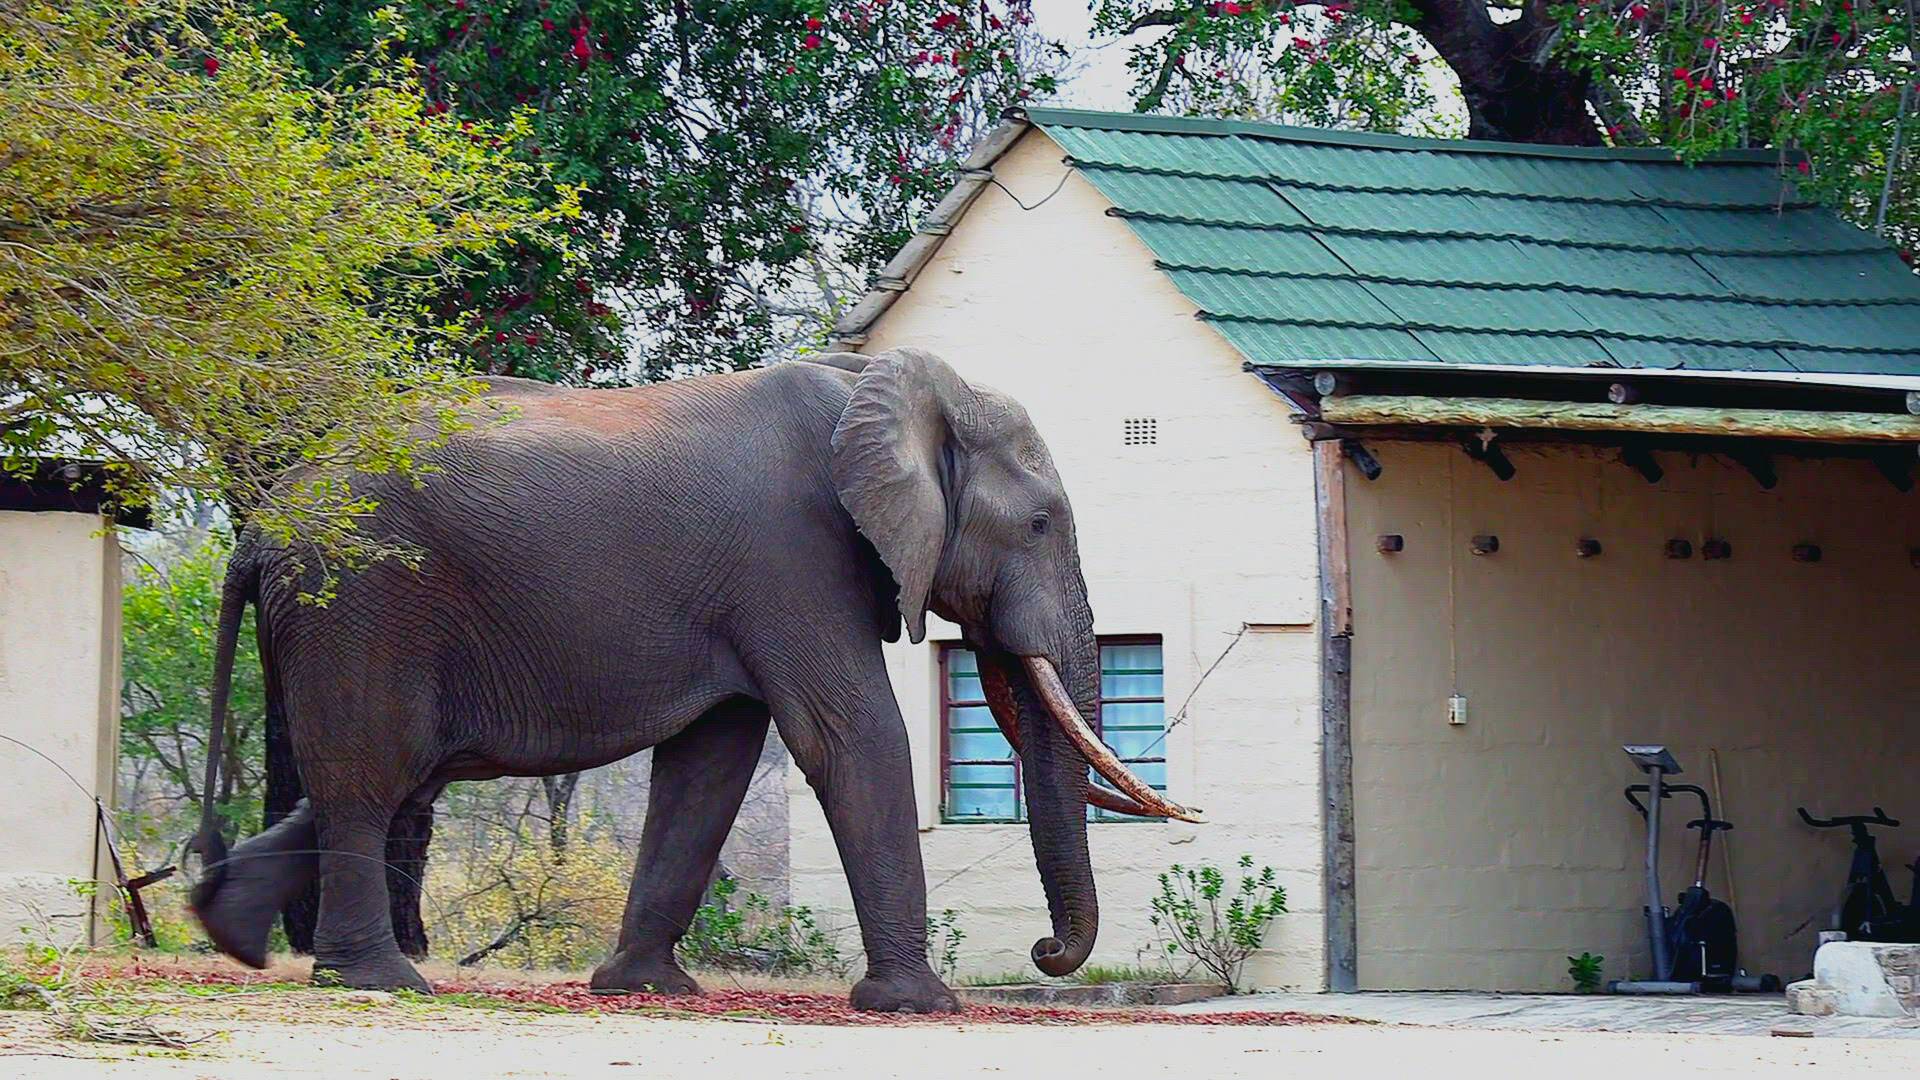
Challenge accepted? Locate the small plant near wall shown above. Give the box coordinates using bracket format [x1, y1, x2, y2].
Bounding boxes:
[928, 909, 966, 982]
[1568, 952, 1605, 993]
[1149, 855, 1286, 993]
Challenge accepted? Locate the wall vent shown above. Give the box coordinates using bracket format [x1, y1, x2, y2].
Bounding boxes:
[1122, 417, 1158, 446]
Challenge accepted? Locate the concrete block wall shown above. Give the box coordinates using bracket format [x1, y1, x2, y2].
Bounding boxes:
[788, 128, 1328, 990]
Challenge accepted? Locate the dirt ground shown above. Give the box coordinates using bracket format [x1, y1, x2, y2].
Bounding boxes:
[3, 956, 1917, 1078]
[7, 997, 1920, 1079]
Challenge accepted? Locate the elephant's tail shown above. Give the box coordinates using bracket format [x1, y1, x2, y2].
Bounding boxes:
[193, 533, 261, 867]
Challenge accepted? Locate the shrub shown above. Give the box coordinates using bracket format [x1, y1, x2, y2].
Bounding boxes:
[1568, 952, 1605, 993]
[676, 878, 849, 979]
[927, 909, 965, 981]
[426, 820, 632, 971]
[1149, 855, 1286, 993]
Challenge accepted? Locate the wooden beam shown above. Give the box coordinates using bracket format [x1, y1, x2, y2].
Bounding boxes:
[1729, 448, 1778, 490]
[1621, 445, 1664, 484]
[1341, 439, 1383, 480]
[1313, 440, 1357, 994]
[1319, 395, 1920, 443]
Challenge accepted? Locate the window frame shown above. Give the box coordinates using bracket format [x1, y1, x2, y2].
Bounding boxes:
[937, 634, 1167, 825]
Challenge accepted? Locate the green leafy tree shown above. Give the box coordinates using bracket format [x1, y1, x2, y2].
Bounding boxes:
[120, 532, 266, 838]
[269, 1, 1067, 381]
[0, 0, 573, 566]
[1097, 1, 1914, 253]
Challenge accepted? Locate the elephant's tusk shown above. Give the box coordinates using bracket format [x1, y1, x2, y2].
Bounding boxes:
[979, 667, 1169, 818]
[1020, 656, 1205, 824]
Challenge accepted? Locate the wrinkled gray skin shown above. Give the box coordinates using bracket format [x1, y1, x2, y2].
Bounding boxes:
[189, 349, 1102, 1013]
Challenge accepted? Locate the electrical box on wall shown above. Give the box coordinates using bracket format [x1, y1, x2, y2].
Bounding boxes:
[1448, 693, 1468, 727]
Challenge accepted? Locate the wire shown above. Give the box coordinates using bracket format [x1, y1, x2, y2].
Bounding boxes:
[989, 167, 1072, 213]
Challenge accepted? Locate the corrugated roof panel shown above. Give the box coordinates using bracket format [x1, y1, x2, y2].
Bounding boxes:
[1076, 169, 1309, 226]
[1776, 347, 1920, 373]
[1594, 340, 1795, 371]
[1276, 188, 1684, 248]
[1363, 282, 1594, 335]
[1652, 206, 1885, 254]
[1125, 220, 1349, 275]
[1163, 269, 1405, 325]
[1620, 162, 1799, 207]
[1046, 126, 1268, 179]
[1208, 319, 1437, 365]
[1317, 237, 1735, 297]
[1407, 331, 1617, 366]
[1692, 251, 1920, 303]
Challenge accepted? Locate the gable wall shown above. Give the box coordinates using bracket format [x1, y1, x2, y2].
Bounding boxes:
[787, 129, 1328, 989]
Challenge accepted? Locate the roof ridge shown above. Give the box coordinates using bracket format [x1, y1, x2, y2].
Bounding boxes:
[1070, 159, 1820, 213]
[1024, 107, 1804, 166]
[1157, 262, 1920, 308]
[1107, 209, 1887, 257]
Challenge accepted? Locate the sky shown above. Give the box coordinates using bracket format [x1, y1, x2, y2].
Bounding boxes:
[1022, 0, 1145, 111]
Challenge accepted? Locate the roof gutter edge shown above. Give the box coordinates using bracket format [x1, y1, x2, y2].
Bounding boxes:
[826, 111, 1034, 348]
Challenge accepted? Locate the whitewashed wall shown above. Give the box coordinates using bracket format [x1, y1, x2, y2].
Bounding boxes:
[788, 130, 1327, 989]
[0, 510, 121, 945]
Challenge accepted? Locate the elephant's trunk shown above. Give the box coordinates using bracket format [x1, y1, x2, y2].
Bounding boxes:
[1022, 630, 1105, 978]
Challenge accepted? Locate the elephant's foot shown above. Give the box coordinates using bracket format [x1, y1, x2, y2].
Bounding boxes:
[850, 967, 960, 1014]
[313, 950, 432, 994]
[589, 951, 702, 996]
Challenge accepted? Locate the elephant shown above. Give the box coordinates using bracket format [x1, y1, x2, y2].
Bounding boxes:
[187, 347, 1196, 1013]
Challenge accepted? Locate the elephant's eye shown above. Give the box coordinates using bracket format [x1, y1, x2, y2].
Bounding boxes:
[1029, 511, 1050, 536]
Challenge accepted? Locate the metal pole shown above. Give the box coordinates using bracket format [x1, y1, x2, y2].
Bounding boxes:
[1646, 766, 1671, 981]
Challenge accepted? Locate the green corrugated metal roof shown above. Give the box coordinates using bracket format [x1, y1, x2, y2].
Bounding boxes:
[1026, 108, 1920, 378]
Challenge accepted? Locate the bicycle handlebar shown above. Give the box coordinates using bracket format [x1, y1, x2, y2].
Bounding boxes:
[1797, 806, 1900, 829]
[1625, 783, 1712, 821]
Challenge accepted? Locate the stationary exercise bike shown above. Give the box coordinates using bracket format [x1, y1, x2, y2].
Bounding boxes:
[1613, 746, 1778, 994]
[1798, 806, 1920, 943]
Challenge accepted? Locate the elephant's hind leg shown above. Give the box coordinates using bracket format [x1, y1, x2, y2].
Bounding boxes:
[591, 697, 771, 996]
[191, 800, 320, 968]
[310, 799, 431, 993]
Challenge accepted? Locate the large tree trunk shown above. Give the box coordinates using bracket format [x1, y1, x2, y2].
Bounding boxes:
[1408, 0, 1602, 145]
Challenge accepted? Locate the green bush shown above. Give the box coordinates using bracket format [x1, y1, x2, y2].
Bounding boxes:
[1568, 952, 1605, 993]
[927, 908, 965, 981]
[1149, 855, 1286, 993]
[676, 878, 848, 978]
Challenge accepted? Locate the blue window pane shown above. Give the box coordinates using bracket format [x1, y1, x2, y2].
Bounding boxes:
[947, 704, 998, 732]
[1102, 700, 1165, 729]
[948, 763, 1017, 820]
[947, 648, 984, 701]
[949, 729, 1013, 761]
[1103, 726, 1165, 759]
[1101, 643, 1164, 698]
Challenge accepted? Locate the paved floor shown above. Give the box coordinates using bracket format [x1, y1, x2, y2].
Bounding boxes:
[1172, 991, 1920, 1039]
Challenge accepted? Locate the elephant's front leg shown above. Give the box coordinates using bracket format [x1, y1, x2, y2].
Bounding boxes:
[591, 698, 771, 996]
[775, 676, 958, 1014]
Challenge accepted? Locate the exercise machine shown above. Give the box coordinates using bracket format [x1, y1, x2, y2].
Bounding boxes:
[1798, 806, 1920, 943]
[1613, 745, 1777, 994]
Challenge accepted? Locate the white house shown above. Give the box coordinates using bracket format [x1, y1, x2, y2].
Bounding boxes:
[788, 107, 1920, 993]
[0, 462, 136, 945]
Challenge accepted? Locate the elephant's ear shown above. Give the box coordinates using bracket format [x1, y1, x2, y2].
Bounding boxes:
[830, 348, 972, 644]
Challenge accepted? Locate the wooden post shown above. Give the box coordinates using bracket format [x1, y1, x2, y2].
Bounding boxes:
[1314, 440, 1358, 993]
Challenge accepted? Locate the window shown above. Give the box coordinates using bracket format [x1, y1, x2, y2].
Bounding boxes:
[940, 637, 1167, 823]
